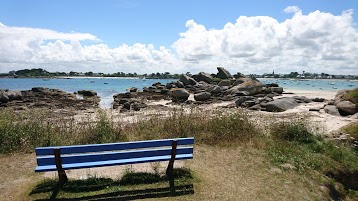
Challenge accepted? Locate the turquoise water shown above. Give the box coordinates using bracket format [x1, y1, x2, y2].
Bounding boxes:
[0, 77, 357, 108]
[0, 77, 175, 108]
[258, 78, 358, 92]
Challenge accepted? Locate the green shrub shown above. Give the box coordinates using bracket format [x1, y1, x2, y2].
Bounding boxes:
[345, 88, 358, 105]
[270, 119, 317, 144]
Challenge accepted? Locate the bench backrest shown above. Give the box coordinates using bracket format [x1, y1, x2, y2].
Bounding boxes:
[35, 137, 194, 168]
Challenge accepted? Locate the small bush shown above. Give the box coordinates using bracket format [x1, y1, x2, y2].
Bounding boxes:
[345, 88, 358, 105]
[270, 119, 317, 144]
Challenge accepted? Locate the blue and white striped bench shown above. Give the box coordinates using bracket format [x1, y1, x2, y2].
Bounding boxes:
[35, 137, 194, 192]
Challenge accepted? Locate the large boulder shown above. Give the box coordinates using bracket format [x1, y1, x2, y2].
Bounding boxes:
[228, 78, 263, 95]
[324, 105, 341, 116]
[218, 80, 231, 86]
[194, 92, 211, 101]
[0, 90, 9, 103]
[179, 74, 197, 86]
[210, 86, 222, 94]
[264, 97, 299, 112]
[78, 90, 97, 96]
[334, 90, 349, 105]
[216, 67, 233, 79]
[169, 88, 190, 101]
[5, 90, 23, 101]
[192, 72, 213, 83]
[336, 101, 358, 115]
[271, 87, 283, 94]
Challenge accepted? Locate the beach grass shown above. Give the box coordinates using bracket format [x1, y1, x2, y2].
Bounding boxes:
[0, 107, 357, 200]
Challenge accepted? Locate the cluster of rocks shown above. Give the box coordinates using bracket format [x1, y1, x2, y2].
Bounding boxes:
[323, 90, 358, 118]
[0, 88, 100, 110]
[112, 67, 288, 112]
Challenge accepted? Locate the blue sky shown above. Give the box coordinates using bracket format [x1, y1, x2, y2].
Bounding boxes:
[0, 0, 358, 74]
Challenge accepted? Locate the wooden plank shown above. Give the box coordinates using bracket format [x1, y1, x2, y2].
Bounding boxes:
[37, 147, 193, 166]
[35, 153, 193, 172]
[35, 137, 194, 156]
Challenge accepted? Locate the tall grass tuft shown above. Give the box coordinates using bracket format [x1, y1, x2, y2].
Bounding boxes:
[0, 108, 124, 153]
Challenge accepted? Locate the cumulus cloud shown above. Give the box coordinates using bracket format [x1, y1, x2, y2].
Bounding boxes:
[284, 6, 301, 14]
[1, 7, 358, 75]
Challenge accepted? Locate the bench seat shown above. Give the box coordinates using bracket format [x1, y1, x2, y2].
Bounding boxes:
[35, 153, 193, 172]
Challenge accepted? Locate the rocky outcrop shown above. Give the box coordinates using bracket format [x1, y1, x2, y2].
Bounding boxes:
[0, 88, 99, 109]
[78, 90, 97, 97]
[263, 97, 299, 112]
[169, 88, 190, 102]
[192, 72, 213, 83]
[216, 67, 233, 79]
[218, 80, 231, 86]
[194, 92, 211, 101]
[337, 101, 358, 115]
[228, 78, 263, 95]
[0, 90, 9, 103]
[324, 105, 341, 116]
[179, 74, 197, 86]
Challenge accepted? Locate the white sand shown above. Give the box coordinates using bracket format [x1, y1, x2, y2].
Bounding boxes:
[282, 89, 336, 100]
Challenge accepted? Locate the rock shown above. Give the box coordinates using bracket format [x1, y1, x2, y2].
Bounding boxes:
[243, 100, 256, 107]
[336, 101, 358, 115]
[292, 96, 312, 103]
[262, 87, 272, 94]
[235, 97, 247, 106]
[192, 72, 213, 83]
[32, 87, 49, 93]
[0, 90, 9, 103]
[233, 91, 250, 96]
[233, 72, 246, 79]
[179, 74, 197, 86]
[309, 108, 321, 112]
[264, 97, 299, 112]
[78, 90, 97, 96]
[266, 83, 279, 87]
[152, 82, 161, 87]
[169, 88, 190, 101]
[232, 79, 244, 86]
[351, 113, 358, 119]
[194, 92, 211, 101]
[334, 90, 349, 105]
[129, 87, 138, 92]
[123, 102, 131, 110]
[249, 104, 262, 110]
[5, 90, 23, 101]
[175, 81, 184, 88]
[216, 67, 233, 79]
[228, 78, 263, 95]
[210, 86, 222, 94]
[324, 105, 341, 116]
[271, 87, 283, 94]
[132, 102, 147, 111]
[218, 80, 231, 86]
[312, 97, 325, 102]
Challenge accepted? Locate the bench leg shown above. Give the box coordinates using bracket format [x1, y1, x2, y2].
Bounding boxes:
[54, 148, 68, 186]
[166, 140, 177, 195]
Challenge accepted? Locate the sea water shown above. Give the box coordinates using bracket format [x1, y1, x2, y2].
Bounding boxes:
[0, 77, 175, 108]
[0, 77, 357, 108]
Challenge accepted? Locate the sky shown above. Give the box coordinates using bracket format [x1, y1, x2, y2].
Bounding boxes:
[0, 0, 358, 75]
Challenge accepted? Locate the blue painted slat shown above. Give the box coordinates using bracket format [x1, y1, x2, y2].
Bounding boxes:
[35, 137, 194, 156]
[37, 147, 193, 166]
[35, 154, 193, 172]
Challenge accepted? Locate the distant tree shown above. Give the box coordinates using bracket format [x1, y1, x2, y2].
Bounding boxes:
[85, 71, 93, 76]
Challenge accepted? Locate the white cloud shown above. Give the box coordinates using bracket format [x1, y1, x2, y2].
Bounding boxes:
[284, 6, 301, 14]
[0, 8, 358, 75]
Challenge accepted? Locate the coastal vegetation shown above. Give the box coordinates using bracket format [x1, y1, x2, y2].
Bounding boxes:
[0, 107, 357, 200]
[1, 67, 357, 80]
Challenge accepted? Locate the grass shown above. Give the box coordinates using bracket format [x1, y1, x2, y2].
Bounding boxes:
[344, 87, 358, 105]
[30, 168, 194, 200]
[0, 107, 357, 200]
